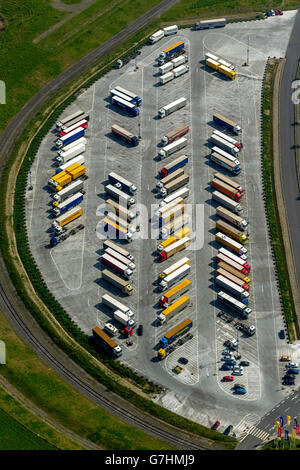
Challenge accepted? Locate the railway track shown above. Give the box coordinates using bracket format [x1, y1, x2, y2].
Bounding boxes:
[0, 0, 212, 450]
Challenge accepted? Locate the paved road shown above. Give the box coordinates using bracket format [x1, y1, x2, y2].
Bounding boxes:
[0, 0, 213, 450]
[279, 8, 300, 301]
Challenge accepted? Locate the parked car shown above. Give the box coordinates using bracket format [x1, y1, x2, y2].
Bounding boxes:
[221, 364, 232, 370]
[279, 329, 285, 339]
[232, 369, 243, 376]
[234, 387, 247, 394]
[280, 355, 291, 362]
[174, 365, 183, 374]
[275, 10, 283, 15]
[222, 376, 234, 382]
[179, 357, 188, 365]
[233, 383, 246, 389]
[225, 360, 236, 366]
[286, 368, 299, 375]
[137, 324, 143, 336]
[223, 425, 233, 435]
[211, 421, 220, 431]
[240, 361, 250, 367]
[286, 362, 298, 369]
[283, 376, 295, 385]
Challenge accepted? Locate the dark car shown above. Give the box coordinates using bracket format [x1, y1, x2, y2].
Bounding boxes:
[283, 376, 295, 385]
[225, 360, 236, 366]
[287, 368, 299, 375]
[279, 329, 285, 339]
[221, 364, 232, 370]
[137, 325, 143, 336]
[240, 361, 250, 367]
[233, 383, 246, 389]
[179, 357, 188, 365]
[223, 425, 233, 435]
[211, 421, 220, 431]
[235, 387, 247, 395]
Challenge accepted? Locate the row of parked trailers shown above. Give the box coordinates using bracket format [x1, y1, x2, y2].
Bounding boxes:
[206, 111, 256, 331]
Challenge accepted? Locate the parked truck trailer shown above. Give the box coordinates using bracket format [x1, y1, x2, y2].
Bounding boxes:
[158, 41, 184, 64]
[113, 310, 135, 329]
[159, 257, 190, 279]
[52, 206, 82, 234]
[56, 110, 85, 131]
[216, 219, 248, 244]
[114, 86, 142, 107]
[216, 206, 248, 231]
[158, 318, 193, 358]
[105, 199, 138, 222]
[159, 174, 189, 197]
[159, 263, 191, 291]
[103, 239, 134, 261]
[195, 18, 226, 29]
[155, 196, 184, 219]
[216, 253, 250, 276]
[216, 267, 249, 291]
[217, 261, 251, 285]
[158, 97, 187, 118]
[210, 151, 240, 175]
[211, 179, 243, 201]
[55, 127, 85, 149]
[104, 247, 135, 271]
[217, 291, 252, 319]
[159, 155, 188, 177]
[212, 191, 242, 213]
[56, 141, 86, 165]
[92, 327, 122, 357]
[102, 293, 134, 318]
[101, 269, 133, 295]
[52, 179, 84, 203]
[52, 192, 83, 217]
[216, 275, 249, 301]
[215, 232, 247, 256]
[60, 113, 89, 132]
[218, 247, 250, 271]
[149, 29, 165, 44]
[161, 213, 190, 238]
[160, 187, 189, 206]
[56, 155, 85, 173]
[159, 237, 191, 261]
[214, 172, 245, 194]
[210, 134, 239, 155]
[159, 137, 188, 159]
[156, 168, 185, 190]
[213, 113, 241, 134]
[213, 130, 242, 149]
[161, 125, 189, 146]
[159, 278, 191, 307]
[159, 71, 174, 85]
[158, 295, 190, 324]
[102, 218, 134, 242]
[104, 184, 135, 206]
[60, 119, 88, 136]
[111, 124, 139, 146]
[101, 253, 133, 278]
[108, 172, 137, 195]
[111, 96, 139, 117]
[157, 227, 191, 253]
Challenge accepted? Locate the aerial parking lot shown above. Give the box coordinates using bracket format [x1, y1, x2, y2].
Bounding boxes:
[26, 10, 300, 436]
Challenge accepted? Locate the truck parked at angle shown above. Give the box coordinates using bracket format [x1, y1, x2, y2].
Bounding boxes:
[194, 18, 226, 30]
[218, 64, 236, 80]
[111, 95, 139, 117]
[217, 291, 252, 319]
[216, 275, 249, 301]
[214, 172, 245, 195]
[159, 237, 191, 261]
[56, 155, 85, 173]
[211, 179, 243, 202]
[158, 318, 193, 359]
[56, 110, 85, 131]
[216, 219, 248, 244]
[149, 29, 165, 44]
[158, 41, 185, 65]
[161, 213, 190, 238]
[103, 239, 134, 261]
[60, 113, 89, 132]
[92, 327, 122, 357]
[213, 130, 243, 150]
[159, 187, 189, 208]
[48, 165, 86, 192]
[52, 179, 84, 203]
[159, 263, 191, 291]
[216, 206, 248, 231]
[55, 140, 86, 165]
[236, 320, 256, 336]
[159, 174, 189, 198]
[101, 269, 133, 295]
[104, 247, 136, 271]
[215, 232, 248, 257]
[210, 151, 240, 175]
[216, 253, 250, 276]
[108, 172, 137, 195]
[158, 97, 187, 119]
[218, 261, 251, 285]
[173, 64, 189, 78]
[110, 89, 137, 106]
[159, 278, 191, 308]
[158, 198, 185, 224]
[159, 257, 190, 279]
[216, 267, 249, 291]
[158, 55, 188, 75]
[161, 125, 189, 146]
[159, 154, 189, 178]
[210, 134, 239, 155]
[104, 184, 136, 207]
[55, 127, 85, 149]
[105, 199, 138, 222]
[218, 247, 251, 271]
[113, 310, 135, 332]
[212, 191, 242, 214]
[111, 124, 139, 146]
[52, 192, 83, 217]
[104, 213, 137, 235]
[156, 168, 185, 191]
[113, 86, 142, 106]
[155, 196, 184, 220]
[213, 113, 241, 134]
[158, 295, 190, 324]
[101, 253, 133, 279]
[59, 119, 88, 136]
[159, 137, 188, 159]
[159, 71, 174, 85]
[102, 293, 134, 318]
[211, 147, 240, 166]
[163, 25, 178, 36]
[218, 59, 235, 71]
[157, 227, 191, 253]
[52, 206, 82, 234]
[102, 218, 134, 242]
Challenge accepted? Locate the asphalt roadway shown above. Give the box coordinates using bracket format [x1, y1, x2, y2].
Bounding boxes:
[279, 8, 300, 302]
[0, 0, 214, 451]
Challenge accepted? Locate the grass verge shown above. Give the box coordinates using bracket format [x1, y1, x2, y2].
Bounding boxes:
[263, 437, 300, 450]
[262, 59, 299, 340]
[294, 63, 300, 191]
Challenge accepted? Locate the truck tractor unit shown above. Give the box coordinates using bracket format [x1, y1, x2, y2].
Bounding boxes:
[52, 206, 82, 235]
[159, 155, 189, 177]
[159, 278, 191, 308]
[111, 124, 139, 146]
[158, 318, 193, 359]
[101, 269, 133, 295]
[158, 97, 187, 119]
[92, 327, 122, 357]
[216, 219, 248, 244]
[158, 41, 185, 65]
[158, 295, 190, 324]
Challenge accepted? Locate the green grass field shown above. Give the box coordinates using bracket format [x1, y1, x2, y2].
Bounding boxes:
[0, 406, 57, 450]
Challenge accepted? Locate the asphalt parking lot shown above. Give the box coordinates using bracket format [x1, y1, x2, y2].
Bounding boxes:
[26, 10, 299, 432]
